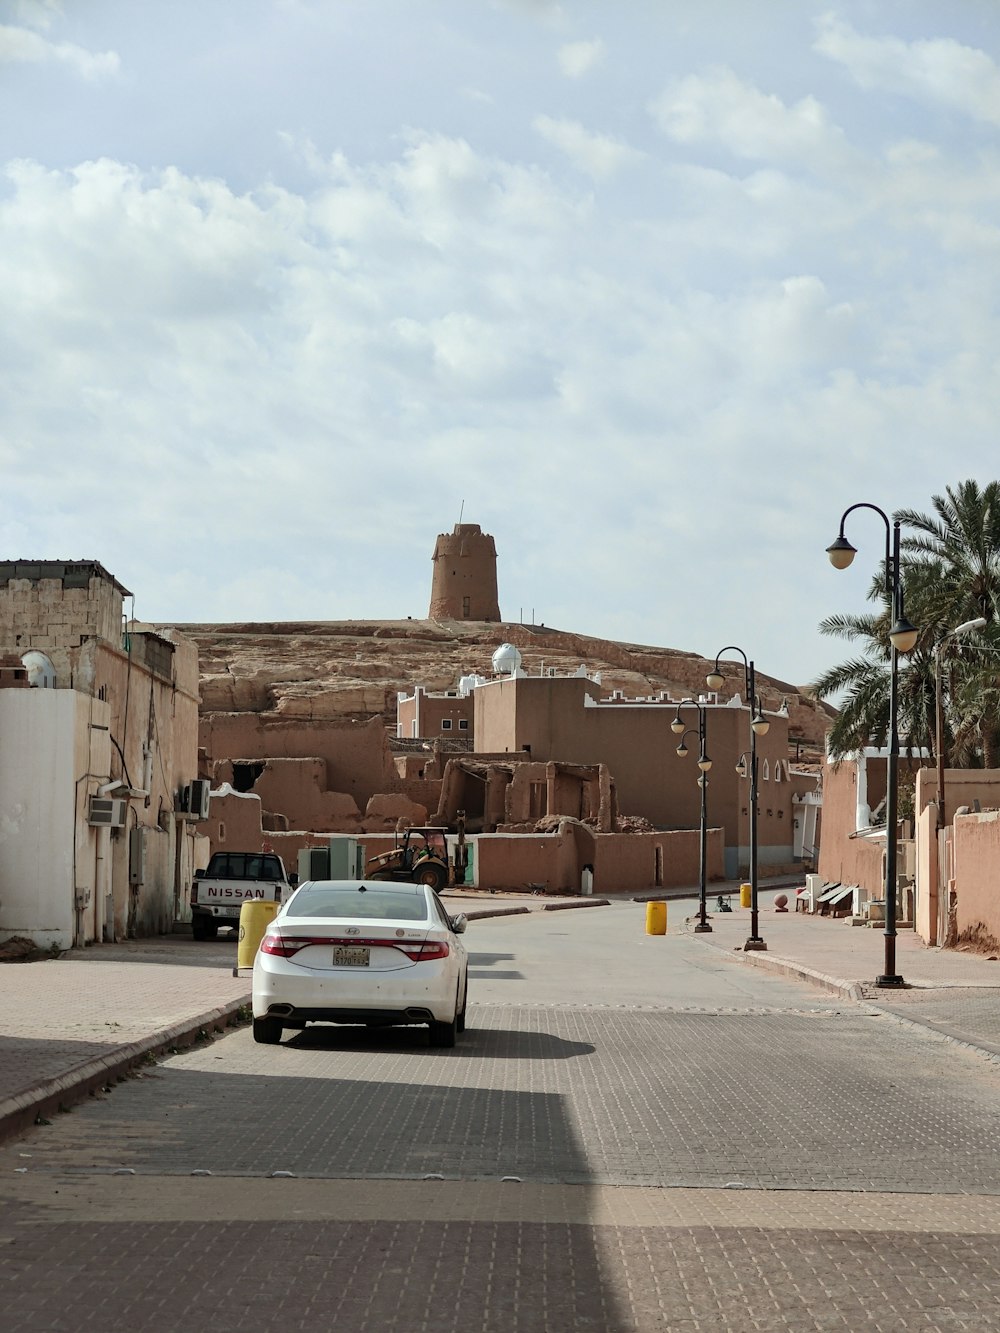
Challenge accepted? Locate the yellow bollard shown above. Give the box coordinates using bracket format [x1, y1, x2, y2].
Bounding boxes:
[237, 900, 279, 970]
[645, 901, 667, 935]
[740, 883, 752, 908]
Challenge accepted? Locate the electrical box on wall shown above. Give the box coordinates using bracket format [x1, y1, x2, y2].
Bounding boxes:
[298, 846, 330, 880]
[129, 827, 147, 886]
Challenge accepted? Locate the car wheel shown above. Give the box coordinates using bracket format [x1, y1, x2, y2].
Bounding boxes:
[192, 915, 216, 941]
[456, 980, 468, 1034]
[428, 1013, 457, 1048]
[253, 1016, 283, 1045]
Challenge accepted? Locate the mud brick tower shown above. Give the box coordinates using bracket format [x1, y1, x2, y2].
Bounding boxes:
[428, 523, 501, 622]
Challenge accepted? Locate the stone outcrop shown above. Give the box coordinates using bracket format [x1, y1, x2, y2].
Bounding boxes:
[165, 617, 832, 753]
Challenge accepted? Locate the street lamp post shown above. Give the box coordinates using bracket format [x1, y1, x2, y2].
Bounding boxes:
[826, 503, 919, 989]
[671, 700, 712, 932]
[934, 618, 987, 829]
[705, 649, 769, 951]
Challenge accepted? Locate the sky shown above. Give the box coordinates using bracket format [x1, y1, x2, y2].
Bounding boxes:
[2, 0, 1000, 689]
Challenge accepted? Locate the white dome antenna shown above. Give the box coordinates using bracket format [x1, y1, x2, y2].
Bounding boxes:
[491, 643, 522, 675]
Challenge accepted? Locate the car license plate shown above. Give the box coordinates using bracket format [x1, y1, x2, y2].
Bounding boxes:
[333, 946, 370, 967]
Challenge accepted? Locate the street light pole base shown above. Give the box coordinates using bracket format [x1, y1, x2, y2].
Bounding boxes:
[694, 922, 713, 933]
[875, 974, 906, 988]
[744, 938, 767, 951]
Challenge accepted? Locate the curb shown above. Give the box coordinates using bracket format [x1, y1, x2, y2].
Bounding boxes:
[693, 934, 863, 1002]
[542, 899, 610, 912]
[0, 992, 251, 1147]
[464, 906, 531, 921]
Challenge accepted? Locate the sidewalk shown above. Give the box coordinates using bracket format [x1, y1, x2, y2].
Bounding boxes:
[685, 888, 1000, 1062]
[3, 880, 1000, 1144]
[0, 947, 250, 1143]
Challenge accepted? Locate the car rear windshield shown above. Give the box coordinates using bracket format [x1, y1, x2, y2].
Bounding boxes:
[286, 887, 429, 921]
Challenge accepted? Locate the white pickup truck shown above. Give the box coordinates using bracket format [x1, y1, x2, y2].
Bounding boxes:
[190, 851, 298, 940]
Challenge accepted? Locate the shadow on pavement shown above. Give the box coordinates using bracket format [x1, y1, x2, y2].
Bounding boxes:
[284, 1024, 595, 1060]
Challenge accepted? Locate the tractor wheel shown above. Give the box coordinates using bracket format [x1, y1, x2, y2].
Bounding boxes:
[414, 862, 448, 893]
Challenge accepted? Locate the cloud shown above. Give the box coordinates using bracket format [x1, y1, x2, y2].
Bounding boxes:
[533, 115, 641, 179]
[557, 38, 605, 78]
[815, 13, 1000, 126]
[649, 66, 852, 168]
[0, 22, 119, 80]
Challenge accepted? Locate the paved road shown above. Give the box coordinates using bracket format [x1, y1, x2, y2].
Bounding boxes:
[4, 904, 1000, 1330]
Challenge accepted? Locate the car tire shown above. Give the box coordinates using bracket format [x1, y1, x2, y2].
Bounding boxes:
[253, 1016, 283, 1045]
[456, 980, 468, 1034]
[428, 1013, 457, 1048]
[192, 915, 217, 941]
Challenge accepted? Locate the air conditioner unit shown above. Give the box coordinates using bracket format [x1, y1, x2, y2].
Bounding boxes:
[88, 797, 127, 829]
[189, 778, 211, 820]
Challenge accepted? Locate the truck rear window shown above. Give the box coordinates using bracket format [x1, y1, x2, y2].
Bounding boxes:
[206, 854, 282, 881]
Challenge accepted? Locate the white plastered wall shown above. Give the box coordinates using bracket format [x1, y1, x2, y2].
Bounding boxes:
[0, 688, 111, 949]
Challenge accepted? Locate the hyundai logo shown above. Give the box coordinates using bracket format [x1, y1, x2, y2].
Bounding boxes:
[345, 926, 360, 935]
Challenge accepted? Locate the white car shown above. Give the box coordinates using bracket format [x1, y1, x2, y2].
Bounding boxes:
[251, 879, 469, 1047]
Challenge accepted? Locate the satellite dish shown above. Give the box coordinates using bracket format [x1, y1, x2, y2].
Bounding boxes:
[21, 650, 56, 689]
[491, 643, 522, 675]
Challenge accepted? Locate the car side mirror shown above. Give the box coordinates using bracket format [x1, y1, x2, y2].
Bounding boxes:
[450, 913, 468, 935]
[288, 873, 299, 887]
[194, 868, 205, 878]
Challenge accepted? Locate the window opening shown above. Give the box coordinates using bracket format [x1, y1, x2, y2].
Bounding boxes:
[232, 760, 265, 793]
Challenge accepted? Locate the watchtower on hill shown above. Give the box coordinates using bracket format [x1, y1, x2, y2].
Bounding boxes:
[429, 523, 501, 622]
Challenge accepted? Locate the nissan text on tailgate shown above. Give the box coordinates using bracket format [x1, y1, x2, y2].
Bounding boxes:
[190, 852, 297, 940]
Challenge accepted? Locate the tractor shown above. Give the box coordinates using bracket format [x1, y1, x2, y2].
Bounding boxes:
[365, 820, 467, 894]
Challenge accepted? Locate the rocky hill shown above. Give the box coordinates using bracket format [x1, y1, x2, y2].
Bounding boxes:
[163, 618, 833, 754]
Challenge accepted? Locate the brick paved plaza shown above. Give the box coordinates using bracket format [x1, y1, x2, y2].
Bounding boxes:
[3, 901, 1000, 1330]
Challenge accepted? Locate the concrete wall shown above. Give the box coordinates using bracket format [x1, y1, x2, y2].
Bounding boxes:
[914, 767, 1000, 821]
[912, 769, 1000, 948]
[86, 631, 202, 937]
[816, 758, 885, 898]
[0, 689, 103, 949]
[474, 675, 794, 868]
[473, 825, 720, 895]
[397, 688, 473, 740]
[593, 828, 724, 893]
[0, 574, 218, 941]
[953, 809, 1000, 951]
[201, 712, 400, 813]
[914, 802, 939, 944]
[475, 831, 580, 892]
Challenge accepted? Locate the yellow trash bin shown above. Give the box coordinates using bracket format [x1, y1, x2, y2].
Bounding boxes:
[237, 899, 279, 970]
[645, 901, 667, 935]
[740, 883, 752, 909]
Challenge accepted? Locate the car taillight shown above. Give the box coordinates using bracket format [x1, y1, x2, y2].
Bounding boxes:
[260, 933, 313, 958]
[259, 935, 450, 961]
[190, 885, 198, 904]
[394, 940, 450, 962]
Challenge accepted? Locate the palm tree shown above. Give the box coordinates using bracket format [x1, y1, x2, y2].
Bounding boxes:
[811, 566, 939, 760]
[813, 481, 1000, 765]
[898, 481, 1000, 767]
